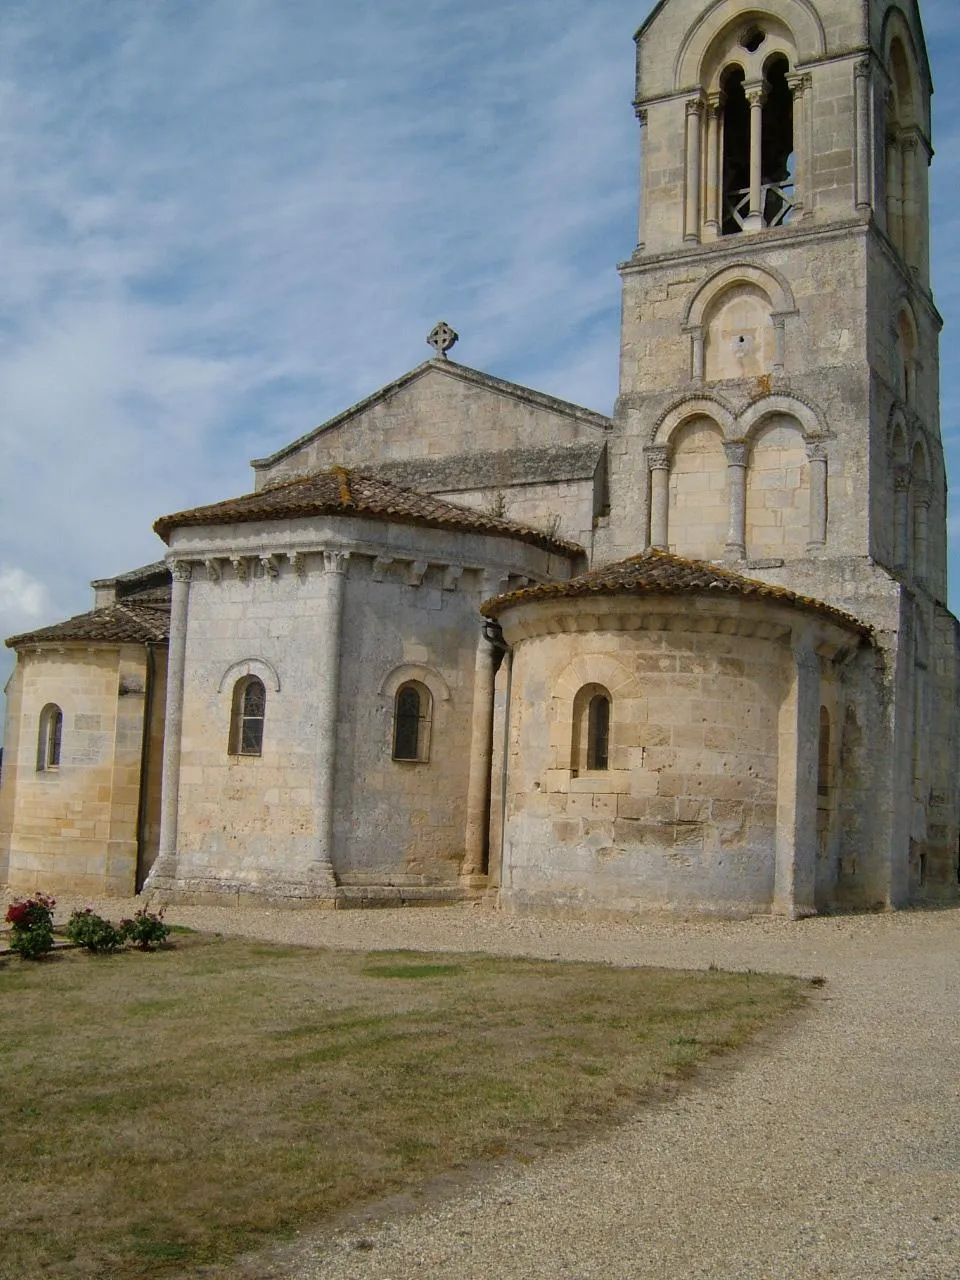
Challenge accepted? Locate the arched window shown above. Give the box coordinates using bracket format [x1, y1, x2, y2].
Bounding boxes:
[897, 309, 918, 406]
[36, 703, 63, 772]
[571, 684, 612, 774]
[719, 53, 795, 235]
[392, 682, 432, 762]
[229, 676, 266, 756]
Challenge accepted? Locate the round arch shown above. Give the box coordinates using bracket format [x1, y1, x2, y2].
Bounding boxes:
[653, 394, 738, 447]
[737, 394, 825, 441]
[674, 0, 826, 92]
[379, 663, 451, 705]
[683, 262, 797, 330]
[217, 657, 281, 694]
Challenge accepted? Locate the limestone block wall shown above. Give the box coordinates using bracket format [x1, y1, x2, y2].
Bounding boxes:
[165, 514, 572, 896]
[496, 599, 838, 917]
[0, 645, 158, 897]
[253, 362, 608, 490]
[432, 479, 597, 556]
[604, 229, 871, 571]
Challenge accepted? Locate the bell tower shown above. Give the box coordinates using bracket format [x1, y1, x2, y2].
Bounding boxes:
[595, 0, 960, 906]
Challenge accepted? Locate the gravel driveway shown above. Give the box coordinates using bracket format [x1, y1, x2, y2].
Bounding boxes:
[31, 896, 960, 1278]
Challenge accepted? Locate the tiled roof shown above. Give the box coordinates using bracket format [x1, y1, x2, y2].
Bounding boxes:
[481, 549, 872, 635]
[154, 468, 583, 555]
[7, 601, 170, 649]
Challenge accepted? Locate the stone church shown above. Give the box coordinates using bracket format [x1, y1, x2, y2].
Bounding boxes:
[2, 0, 957, 918]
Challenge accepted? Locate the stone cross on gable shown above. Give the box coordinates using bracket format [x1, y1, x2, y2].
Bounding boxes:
[427, 321, 458, 358]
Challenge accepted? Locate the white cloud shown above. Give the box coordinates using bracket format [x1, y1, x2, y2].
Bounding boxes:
[0, 566, 54, 629]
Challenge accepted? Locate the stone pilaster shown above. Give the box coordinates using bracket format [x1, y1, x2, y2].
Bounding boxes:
[461, 630, 498, 882]
[683, 97, 703, 243]
[311, 550, 348, 892]
[854, 59, 873, 211]
[774, 636, 821, 917]
[806, 440, 828, 548]
[144, 558, 192, 892]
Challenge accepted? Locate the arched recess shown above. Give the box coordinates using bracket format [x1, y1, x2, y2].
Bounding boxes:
[889, 407, 910, 570]
[675, 0, 825, 92]
[737, 394, 824, 440]
[883, 11, 929, 271]
[379, 663, 451, 706]
[684, 265, 796, 379]
[653, 395, 738, 447]
[553, 655, 637, 774]
[571, 684, 612, 774]
[217, 657, 281, 695]
[668, 418, 730, 559]
[745, 414, 810, 558]
[895, 302, 919, 406]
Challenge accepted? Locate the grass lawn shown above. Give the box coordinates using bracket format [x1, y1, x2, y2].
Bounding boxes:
[0, 931, 809, 1279]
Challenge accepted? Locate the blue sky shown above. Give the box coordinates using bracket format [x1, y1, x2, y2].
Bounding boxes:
[0, 0, 957, 697]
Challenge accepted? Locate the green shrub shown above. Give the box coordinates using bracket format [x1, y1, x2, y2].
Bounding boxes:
[66, 909, 125, 955]
[5, 894, 56, 961]
[120, 908, 170, 951]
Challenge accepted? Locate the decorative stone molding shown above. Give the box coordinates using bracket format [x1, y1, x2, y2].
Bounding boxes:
[231, 557, 249, 583]
[406, 560, 429, 587]
[442, 564, 464, 592]
[171, 559, 193, 584]
[379, 663, 452, 703]
[634, 106, 648, 125]
[685, 96, 704, 118]
[371, 555, 394, 583]
[644, 445, 671, 472]
[653, 393, 738, 446]
[217, 657, 282, 694]
[204, 559, 222, 582]
[260, 554, 280, 580]
[288, 551, 307, 581]
[805, 440, 829, 463]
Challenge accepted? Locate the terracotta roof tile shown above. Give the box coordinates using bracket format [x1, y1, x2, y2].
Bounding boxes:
[481, 549, 872, 636]
[7, 601, 170, 649]
[154, 468, 582, 555]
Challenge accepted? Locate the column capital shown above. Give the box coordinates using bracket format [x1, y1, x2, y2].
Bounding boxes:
[805, 439, 829, 463]
[745, 83, 767, 109]
[894, 466, 912, 494]
[706, 91, 725, 115]
[853, 58, 872, 81]
[913, 481, 931, 508]
[645, 445, 671, 472]
[685, 96, 705, 118]
[323, 549, 349, 575]
[170, 559, 193, 584]
[723, 441, 748, 468]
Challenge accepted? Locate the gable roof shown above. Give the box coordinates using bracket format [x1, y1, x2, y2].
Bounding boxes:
[154, 468, 583, 556]
[481, 548, 871, 636]
[250, 358, 611, 471]
[7, 599, 170, 649]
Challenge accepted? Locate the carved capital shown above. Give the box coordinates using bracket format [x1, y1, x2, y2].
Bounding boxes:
[645, 445, 671, 472]
[805, 440, 829, 464]
[634, 105, 648, 126]
[723, 441, 748, 469]
[854, 58, 872, 81]
[204, 558, 221, 582]
[323, 550, 349, 576]
[745, 84, 767, 109]
[894, 466, 912, 494]
[171, 559, 192, 584]
[685, 96, 704, 119]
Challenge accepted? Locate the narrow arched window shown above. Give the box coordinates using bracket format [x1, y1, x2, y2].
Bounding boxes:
[587, 695, 611, 771]
[229, 676, 266, 756]
[571, 684, 612, 775]
[392, 682, 431, 762]
[36, 703, 63, 772]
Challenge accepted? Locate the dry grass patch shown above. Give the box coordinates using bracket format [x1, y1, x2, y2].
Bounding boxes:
[0, 933, 808, 1279]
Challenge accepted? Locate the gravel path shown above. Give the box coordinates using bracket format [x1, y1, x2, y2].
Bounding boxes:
[24, 896, 960, 1278]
